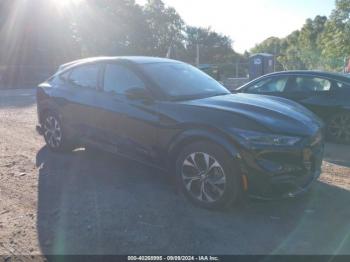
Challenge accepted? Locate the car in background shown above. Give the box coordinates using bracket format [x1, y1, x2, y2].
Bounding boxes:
[198, 64, 221, 81]
[36, 57, 324, 209]
[236, 71, 350, 144]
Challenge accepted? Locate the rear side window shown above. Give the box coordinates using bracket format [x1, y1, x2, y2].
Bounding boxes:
[103, 64, 145, 95]
[246, 77, 288, 93]
[336, 81, 350, 89]
[290, 77, 331, 92]
[68, 64, 100, 89]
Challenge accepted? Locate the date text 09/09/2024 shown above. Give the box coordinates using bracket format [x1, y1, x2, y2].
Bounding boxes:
[127, 256, 219, 261]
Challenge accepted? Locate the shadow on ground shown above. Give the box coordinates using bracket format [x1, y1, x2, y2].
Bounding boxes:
[36, 146, 350, 255]
[324, 143, 350, 168]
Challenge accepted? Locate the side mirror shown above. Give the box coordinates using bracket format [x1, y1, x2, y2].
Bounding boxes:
[125, 88, 153, 101]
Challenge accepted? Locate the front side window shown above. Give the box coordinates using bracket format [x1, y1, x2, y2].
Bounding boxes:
[247, 77, 289, 93]
[59, 70, 70, 82]
[290, 77, 332, 92]
[69, 64, 99, 89]
[103, 64, 145, 95]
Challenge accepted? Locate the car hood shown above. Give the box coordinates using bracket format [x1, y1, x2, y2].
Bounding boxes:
[186, 93, 323, 136]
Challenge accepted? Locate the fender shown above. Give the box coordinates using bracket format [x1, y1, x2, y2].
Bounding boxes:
[167, 128, 242, 162]
[37, 98, 63, 123]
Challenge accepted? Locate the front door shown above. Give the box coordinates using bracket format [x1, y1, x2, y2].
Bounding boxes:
[244, 76, 290, 97]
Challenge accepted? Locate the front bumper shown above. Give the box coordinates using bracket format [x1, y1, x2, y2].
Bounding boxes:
[240, 133, 324, 199]
[36, 125, 44, 135]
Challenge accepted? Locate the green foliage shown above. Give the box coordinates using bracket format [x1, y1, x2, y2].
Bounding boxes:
[0, 0, 240, 68]
[252, 0, 350, 72]
[184, 26, 236, 64]
[251, 37, 284, 70]
[251, 37, 282, 55]
[320, 0, 350, 71]
[4, 0, 350, 76]
[299, 16, 327, 69]
[143, 0, 185, 56]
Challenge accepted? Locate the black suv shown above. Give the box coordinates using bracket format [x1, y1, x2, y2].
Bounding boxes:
[36, 57, 324, 209]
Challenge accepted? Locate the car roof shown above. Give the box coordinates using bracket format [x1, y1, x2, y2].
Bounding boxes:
[258, 70, 350, 82]
[236, 70, 350, 91]
[58, 56, 181, 71]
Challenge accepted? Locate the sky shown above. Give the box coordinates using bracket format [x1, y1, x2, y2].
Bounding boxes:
[136, 0, 335, 53]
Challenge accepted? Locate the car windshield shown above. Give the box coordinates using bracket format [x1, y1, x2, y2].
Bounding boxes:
[141, 62, 230, 100]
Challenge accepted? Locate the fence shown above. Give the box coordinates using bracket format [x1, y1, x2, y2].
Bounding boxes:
[2, 61, 348, 90]
[222, 77, 249, 91]
[0, 65, 57, 89]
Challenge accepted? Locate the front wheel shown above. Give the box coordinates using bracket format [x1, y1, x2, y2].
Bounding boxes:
[327, 112, 350, 144]
[175, 141, 241, 209]
[42, 112, 74, 152]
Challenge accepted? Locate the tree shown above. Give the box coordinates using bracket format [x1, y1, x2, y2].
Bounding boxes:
[251, 16, 327, 71]
[251, 37, 281, 55]
[251, 37, 284, 70]
[278, 31, 306, 70]
[72, 0, 151, 56]
[320, 0, 350, 70]
[184, 26, 235, 64]
[298, 16, 327, 69]
[143, 0, 185, 56]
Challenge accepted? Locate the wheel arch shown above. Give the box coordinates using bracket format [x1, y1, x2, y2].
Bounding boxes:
[38, 103, 62, 124]
[167, 128, 242, 169]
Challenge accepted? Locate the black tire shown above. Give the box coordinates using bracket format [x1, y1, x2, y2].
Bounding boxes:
[175, 141, 242, 209]
[42, 111, 75, 153]
[327, 112, 350, 144]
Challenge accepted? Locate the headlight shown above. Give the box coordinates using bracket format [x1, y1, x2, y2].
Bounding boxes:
[233, 128, 301, 147]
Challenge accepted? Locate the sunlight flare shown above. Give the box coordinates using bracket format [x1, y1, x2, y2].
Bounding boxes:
[52, 0, 84, 10]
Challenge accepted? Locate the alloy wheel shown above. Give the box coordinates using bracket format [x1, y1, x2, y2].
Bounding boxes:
[181, 152, 226, 203]
[328, 113, 350, 143]
[43, 115, 62, 148]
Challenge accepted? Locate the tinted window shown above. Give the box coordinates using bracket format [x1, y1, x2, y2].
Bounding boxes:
[59, 70, 70, 82]
[289, 77, 331, 92]
[336, 81, 350, 89]
[69, 64, 99, 89]
[141, 62, 229, 100]
[247, 77, 288, 93]
[103, 64, 145, 95]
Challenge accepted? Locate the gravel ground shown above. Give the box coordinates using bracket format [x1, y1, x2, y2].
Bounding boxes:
[0, 89, 350, 256]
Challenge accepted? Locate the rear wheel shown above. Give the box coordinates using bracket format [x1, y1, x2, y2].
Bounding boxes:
[175, 141, 241, 209]
[327, 112, 350, 144]
[42, 112, 74, 152]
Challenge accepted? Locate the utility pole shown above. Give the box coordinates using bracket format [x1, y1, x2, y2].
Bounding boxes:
[196, 43, 200, 67]
[235, 61, 239, 78]
[166, 45, 172, 58]
[344, 56, 348, 73]
[273, 43, 277, 72]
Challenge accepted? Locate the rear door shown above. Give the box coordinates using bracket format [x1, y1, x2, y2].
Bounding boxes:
[99, 63, 159, 164]
[283, 76, 336, 118]
[53, 63, 102, 140]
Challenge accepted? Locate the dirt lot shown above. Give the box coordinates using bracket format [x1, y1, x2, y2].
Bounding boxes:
[1, 89, 350, 256]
